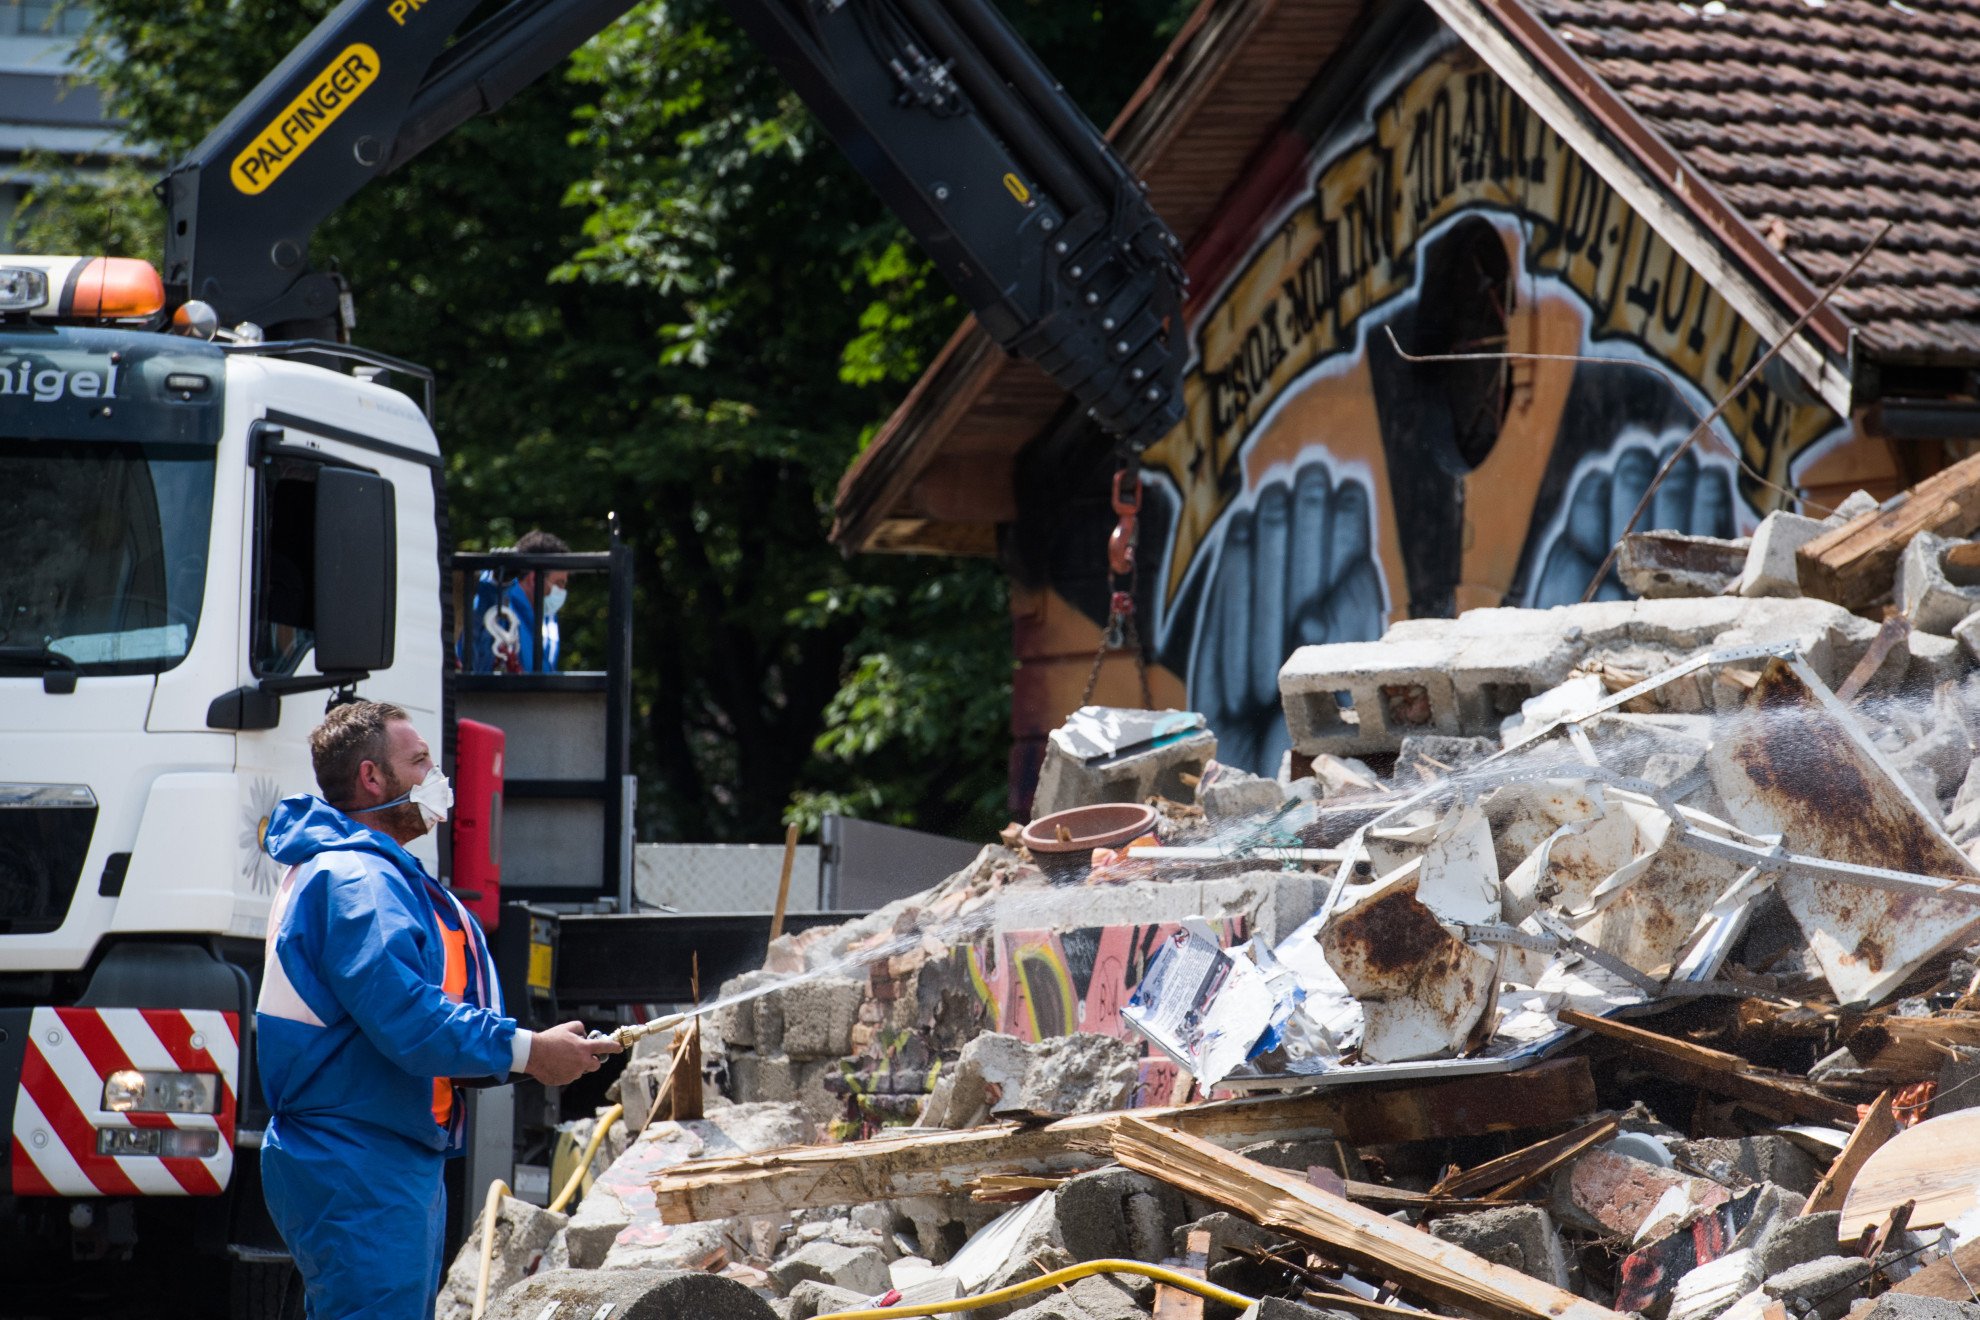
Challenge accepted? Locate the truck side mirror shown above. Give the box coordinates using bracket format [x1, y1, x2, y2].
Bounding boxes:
[313, 468, 397, 673]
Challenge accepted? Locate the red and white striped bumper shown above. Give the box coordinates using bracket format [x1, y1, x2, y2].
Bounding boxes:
[10, 1007, 238, 1197]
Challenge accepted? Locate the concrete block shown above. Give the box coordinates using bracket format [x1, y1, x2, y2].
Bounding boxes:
[1902, 532, 1980, 635]
[1621, 530, 1749, 599]
[482, 1268, 777, 1320]
[1750, 1210, 1840, 1278]
[1907, 629, 1969, 691]
[1672, 1137, 1823, 1197]
[1199, 765, 1289, 820]
[1053, 1168, 1191, 1265]
[1737, 511, 1826, 598]
[786, 1281, 870, 1319]
[920, 1032, 1138, 1127]
[598, 1220, 728, 1272]
[1762, 1255, 1875, 1320]
[435, 1196, 568, 1320]
[1280, 635, 1464, 757]
[730, 1052, 798, 1105]
[769, 1242, 891, 1297]
[1826, 490, 1880, 526]
[1669, 1248, 1762, 1320]
[779, 976, 864, 1060]
[1863, 1297, 1980, 1320]
[1003, 1276, 1149, 1320]
[1173, 1211, 1292, 1268]
[1032, 714, 1216, 817]
[1240, 1304, 1364, 1320]
[712, 970, 781, 1050]
[1427, 1205, 1572, 1289]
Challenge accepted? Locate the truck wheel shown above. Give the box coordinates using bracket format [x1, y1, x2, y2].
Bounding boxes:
[228, 1259, 303, 1320]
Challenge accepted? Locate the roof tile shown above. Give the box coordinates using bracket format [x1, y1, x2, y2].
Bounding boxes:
[1529, 0, 1980, 357]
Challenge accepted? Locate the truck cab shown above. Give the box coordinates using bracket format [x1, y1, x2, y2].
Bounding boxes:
[0, 255, 441, 1304]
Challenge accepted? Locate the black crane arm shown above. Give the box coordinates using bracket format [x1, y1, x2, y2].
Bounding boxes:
[160, 0, 1186, 450]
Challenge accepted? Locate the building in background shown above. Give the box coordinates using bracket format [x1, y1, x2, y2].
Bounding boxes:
[833, 0, 1975, 808]
[0, 2, 130, 217]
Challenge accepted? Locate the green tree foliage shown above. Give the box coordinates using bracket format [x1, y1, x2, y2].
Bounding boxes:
[19, 0, 1187, 843]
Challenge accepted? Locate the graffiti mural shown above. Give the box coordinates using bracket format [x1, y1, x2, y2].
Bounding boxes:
[1128, 24, 1877, 774]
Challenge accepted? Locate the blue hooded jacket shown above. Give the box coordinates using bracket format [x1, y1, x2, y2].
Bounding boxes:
[257, 795, 517, 1152]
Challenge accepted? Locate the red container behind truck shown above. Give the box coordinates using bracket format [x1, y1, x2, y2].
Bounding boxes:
[453, 718, 505, 928]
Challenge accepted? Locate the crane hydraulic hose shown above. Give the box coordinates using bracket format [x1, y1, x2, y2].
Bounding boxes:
[811, 1258, 1259, 1319]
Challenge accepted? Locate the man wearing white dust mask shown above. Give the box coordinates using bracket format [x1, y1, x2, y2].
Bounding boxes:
[253, 700, 619, 1317]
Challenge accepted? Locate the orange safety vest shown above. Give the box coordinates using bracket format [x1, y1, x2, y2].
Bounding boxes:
[430, 910, 470, 1128]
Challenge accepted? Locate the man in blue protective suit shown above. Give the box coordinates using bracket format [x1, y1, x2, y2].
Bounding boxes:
[468, 528, 569, 673]
[257, 700, 620, 1318]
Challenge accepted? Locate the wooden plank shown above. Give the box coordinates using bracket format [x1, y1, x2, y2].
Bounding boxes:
[1109, 1118, 1626, 1320]
[1842, 1108, 1980, 1238]
[1560, 1009, 1860, 1125]
[1889, 1237, 1980, 1302]
[1798, 450, 1980, 608]
[1844, 1016, 1980, 1079]
[1152, 1227, 1210, 1320]
[651, 1059, 1599, 1223]
[1803, 1090, 1899, 1216]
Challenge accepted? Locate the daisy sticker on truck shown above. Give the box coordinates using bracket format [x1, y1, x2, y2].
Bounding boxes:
[229, 44, 380, 196]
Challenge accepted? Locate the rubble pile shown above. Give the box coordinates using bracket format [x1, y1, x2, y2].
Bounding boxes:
[455, 489, 1980, 1320]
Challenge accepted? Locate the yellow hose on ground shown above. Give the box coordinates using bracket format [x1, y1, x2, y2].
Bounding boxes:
[470, 1178, 510, 1320]
[472, 1103, 626, 1318]
[811, 1258, 1259, 1319]
[549, 1102, 623, 1214]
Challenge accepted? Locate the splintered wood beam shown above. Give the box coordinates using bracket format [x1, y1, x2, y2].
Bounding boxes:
[1803, 1090, 1898, 1216]
[651, 1058, 1597, 1224]
[1797, 449, 1980, 608]
[1559, 1009, 1859, 1125]
[1428, 1115, 1620, 1201]
[1109, 1118, 1626, 1320]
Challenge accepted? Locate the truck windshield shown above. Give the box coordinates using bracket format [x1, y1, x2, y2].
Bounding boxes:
[0, 438, 217, 673]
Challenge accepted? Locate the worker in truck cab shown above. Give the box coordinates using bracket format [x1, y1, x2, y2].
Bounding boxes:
[468, 528, 570, 673]
[255, 700, 621, 1318]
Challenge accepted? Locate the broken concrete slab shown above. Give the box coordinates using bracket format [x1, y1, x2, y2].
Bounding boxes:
[918, 1032, 1139, 1127]
[1002, 1276, 1150, 1320]
[1281, 597, 1882, 757]
[768, 1241, 891, 1297]
[1738, 512, 1826, 599]
[434, 1195, 567, 1320]
[1762, 1255, 1874, 1320]
[1198, 762, 1290, 820]
[1750, 1210, 1841, 1279]
[566, 1102, 811, 1269]
[481, 1268, 777, 1320]
[1427, 1205, 1573, 1290]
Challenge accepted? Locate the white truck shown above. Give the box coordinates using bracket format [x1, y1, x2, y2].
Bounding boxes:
[0, 0, 1187, 1309]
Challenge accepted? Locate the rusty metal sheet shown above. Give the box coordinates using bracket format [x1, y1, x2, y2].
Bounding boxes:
[1705, 657, 1980, 1005]
[1319, 807, 1502, 1062]
[1574, 801, 1749, 978]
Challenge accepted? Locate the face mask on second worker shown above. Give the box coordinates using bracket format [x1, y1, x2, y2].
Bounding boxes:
[353, 766, 454, 828]
[544, 584, 567, 618]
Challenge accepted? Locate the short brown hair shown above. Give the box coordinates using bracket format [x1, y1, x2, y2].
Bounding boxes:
[310, 700, 409, 806]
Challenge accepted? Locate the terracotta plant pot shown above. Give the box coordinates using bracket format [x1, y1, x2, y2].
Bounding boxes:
[1021, 802, 1160, 877]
